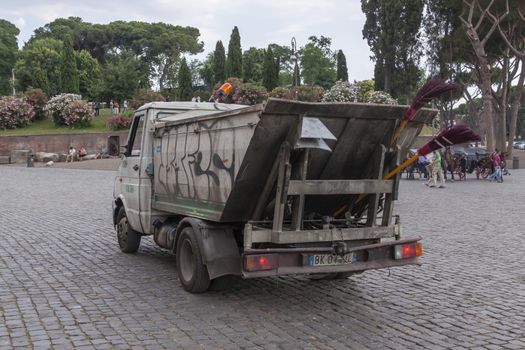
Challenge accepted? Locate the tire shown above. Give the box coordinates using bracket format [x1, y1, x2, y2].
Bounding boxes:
[116, 207, 141, 253]
[176, 227, 210, 293]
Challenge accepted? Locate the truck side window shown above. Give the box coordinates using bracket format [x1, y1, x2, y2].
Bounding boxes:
[127, 115, 145, 157]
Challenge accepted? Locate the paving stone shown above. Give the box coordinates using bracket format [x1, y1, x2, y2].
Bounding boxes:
[1, 167, 525, 349]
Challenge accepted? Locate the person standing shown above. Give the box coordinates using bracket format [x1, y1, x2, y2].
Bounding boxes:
[428, 150, 445, 188]
[95, 101, 100, 116]
[123, 100, 128, 112]
[110, 100, 114, 114]
[490, 150, 503, 183]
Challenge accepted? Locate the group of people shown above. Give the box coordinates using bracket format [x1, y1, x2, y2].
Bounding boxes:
[90, 100, 129, 116]
[66, 146, 87, 162]
[414, 147, 506, 188]
[109, 100, 128, 114]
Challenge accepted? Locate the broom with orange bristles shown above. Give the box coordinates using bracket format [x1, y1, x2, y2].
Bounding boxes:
[391, 78, 459, 143]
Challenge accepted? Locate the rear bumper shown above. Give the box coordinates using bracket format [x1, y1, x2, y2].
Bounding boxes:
[241, 236, 421, 278]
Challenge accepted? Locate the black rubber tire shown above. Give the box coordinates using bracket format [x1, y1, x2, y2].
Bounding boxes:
[116, 207, 141, 253]
[176, 227, 210, 293]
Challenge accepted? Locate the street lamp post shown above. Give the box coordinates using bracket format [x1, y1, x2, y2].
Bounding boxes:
[290, 37, 300, 100]
[11, 68, 15, 96]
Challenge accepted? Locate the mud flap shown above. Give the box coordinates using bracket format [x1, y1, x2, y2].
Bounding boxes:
[177, 218, 241, 279]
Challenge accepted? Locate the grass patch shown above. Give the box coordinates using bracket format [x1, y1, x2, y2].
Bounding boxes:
[0, 109, 131, 136]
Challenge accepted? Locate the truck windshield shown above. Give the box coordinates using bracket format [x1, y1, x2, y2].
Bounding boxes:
[128, 115, 144, 157]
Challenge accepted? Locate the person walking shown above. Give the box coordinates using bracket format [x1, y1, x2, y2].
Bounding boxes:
[489, 150, 503, 183]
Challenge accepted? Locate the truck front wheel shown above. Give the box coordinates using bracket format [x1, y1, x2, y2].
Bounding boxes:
[116, 207, 141, 253]
[176, 227, 210, 293]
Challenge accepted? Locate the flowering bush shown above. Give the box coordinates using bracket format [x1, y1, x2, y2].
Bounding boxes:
[22, 88, 48, 120]
[232, 83, 268, 105]
[322, 81, 359, 102]
[0, 96, 35, 130]
[106, 114, 132, 130]
[131, 89, 165, 109]
[269, 85, 325, 102]
[60, 100, 94, 127]
[365, 91, 398, 105]
[45, 93, 82, 125]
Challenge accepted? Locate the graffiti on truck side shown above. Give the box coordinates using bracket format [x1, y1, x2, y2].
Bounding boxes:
[155, 118, 237, 204]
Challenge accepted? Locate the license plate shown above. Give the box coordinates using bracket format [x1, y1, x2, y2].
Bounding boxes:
[308, 253, 356, 267]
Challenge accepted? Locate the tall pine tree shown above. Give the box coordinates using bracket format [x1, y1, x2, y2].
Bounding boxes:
[177, 57, 193, 101]
[336, 50, 349, 82]
[262, 46, 277, 92]
[226, 26, 242, 78]
[213, 40, 226, 85]
[61, 35, 80, 94]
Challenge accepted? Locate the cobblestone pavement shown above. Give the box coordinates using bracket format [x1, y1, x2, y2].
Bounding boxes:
[0, 166, 524, 350]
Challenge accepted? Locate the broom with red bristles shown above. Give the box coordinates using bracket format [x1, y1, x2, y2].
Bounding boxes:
[333, 124, 481, 218]
[384, 124, 481, 180]
[391, 78, 459, 143]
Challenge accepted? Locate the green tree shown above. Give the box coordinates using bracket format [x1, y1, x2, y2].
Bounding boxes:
[299, 36, 336, 89]
[99, 55, 147, 102]
[362, 0, 424, 99]
[226, 26, 242, 77]
[199, 53, 215, 89]
[177, 57, 193, 101]
[61, 35, 79, 93]
[213, 40, 226, 84]
[76, 50, 101, 99]
[15, 38, 63, 96]
[0, 20, 20, 96]
[243, 47, 265, 83]
[263, 46, 278, 91]
[336, 50, 349, 82]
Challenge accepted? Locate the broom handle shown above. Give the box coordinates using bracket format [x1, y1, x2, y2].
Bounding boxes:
[384, 153, 419, 180]
[332, 153, 419, 218]
[391, 118, 409, 144]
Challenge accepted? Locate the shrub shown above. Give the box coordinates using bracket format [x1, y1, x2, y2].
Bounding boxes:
[232, 83, 268, 105]
[293, 85, 325, 102]
[322, 80, 358, 102]
[60, 100, 94, 127]
[45, 93, 82, 125]
[0, 96, 35, 130]
[131, 89, 165, 109]
[269, 85, 325, 102]
[23, 88, 48, 120]
[365, 91, 398, 105]
[106, 114, 132, 130]
[269, 87, 290, 99]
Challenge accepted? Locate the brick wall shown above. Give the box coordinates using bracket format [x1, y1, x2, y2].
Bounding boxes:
[0, 131, 129, 156]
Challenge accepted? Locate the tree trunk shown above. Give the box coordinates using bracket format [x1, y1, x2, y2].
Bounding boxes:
[507, 61, 525, 157]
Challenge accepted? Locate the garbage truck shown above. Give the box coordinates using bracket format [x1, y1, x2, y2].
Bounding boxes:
[112, 98, 437, 293]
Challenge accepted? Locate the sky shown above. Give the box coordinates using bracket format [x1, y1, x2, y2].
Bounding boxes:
[0, 0, 375, 81]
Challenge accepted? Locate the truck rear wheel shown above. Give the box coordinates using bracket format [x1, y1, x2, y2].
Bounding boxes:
[116, 207, 141, 253]
[176, 227, 210, 293]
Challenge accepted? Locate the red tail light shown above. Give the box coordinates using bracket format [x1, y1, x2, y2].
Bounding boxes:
[394, 242, 422, 260]
[244, 254, 279, 272]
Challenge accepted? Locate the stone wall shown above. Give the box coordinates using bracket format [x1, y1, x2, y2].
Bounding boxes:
[0, 131, 129, 156]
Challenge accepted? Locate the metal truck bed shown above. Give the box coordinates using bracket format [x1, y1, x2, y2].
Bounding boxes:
[151, 98, 436, 224]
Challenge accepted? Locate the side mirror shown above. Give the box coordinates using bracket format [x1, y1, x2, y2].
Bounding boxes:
[120, 145, 128, 156]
